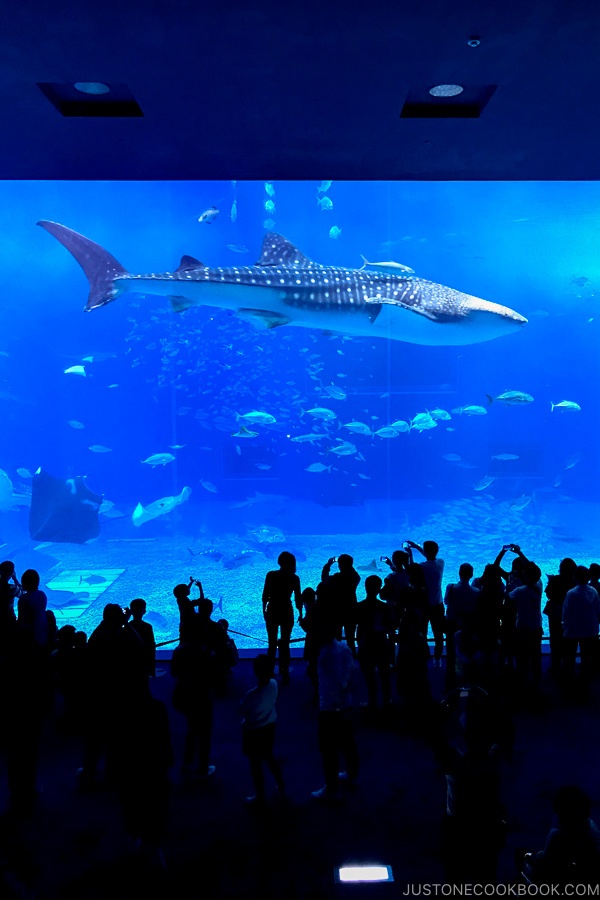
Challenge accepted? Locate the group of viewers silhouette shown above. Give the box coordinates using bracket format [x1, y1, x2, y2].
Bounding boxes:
[1, 539, 600, 883]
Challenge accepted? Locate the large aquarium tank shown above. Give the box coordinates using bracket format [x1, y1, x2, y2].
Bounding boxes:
[0, 181, 597, 648]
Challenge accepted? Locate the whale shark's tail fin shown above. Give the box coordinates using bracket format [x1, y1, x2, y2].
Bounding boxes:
[37, 220, 128, 311]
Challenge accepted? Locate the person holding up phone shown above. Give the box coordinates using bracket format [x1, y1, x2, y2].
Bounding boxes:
[404, 540, 445, 667]
[319, 555, 361, 656]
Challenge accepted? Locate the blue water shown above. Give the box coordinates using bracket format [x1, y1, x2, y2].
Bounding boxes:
[1, 181, 600, 646]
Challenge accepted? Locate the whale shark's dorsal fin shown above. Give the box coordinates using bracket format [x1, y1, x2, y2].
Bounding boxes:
[175, 255, 204, 273]
[258, 232, 314, 267]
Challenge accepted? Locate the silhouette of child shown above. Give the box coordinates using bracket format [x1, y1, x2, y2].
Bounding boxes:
[241, 654, 284, 805]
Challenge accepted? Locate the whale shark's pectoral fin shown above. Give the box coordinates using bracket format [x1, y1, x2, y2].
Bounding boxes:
[237, 308, 291, 330]
[364, 295, 467, 323]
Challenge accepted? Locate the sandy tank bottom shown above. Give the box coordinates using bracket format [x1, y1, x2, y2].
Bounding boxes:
[39, 529, 600, 648]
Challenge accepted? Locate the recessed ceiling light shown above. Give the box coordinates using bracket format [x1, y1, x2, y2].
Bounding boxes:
[429, 84, 464, 98]
[74, 82, 110, 95]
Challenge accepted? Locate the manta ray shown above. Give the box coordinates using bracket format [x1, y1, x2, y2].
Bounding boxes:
[38, 222, 527, 346]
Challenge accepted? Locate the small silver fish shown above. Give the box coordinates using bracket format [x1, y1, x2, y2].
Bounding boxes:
[551, 400, 581, 412]
[264, 182, 275, 197]
[343, 421, 372, 435]
[510, 493, 533, 511]
[331, 441, 357, 456]
[198, 206, 219, 224]
[452, 405, 487, 416]
[141, 453, 175, 466]
[321, 384, 346, 400]
[230, 199, 237, 223]
[486, 391, 533, 405]
[329, 226, 342, 240]
[306, 407, 336, 420]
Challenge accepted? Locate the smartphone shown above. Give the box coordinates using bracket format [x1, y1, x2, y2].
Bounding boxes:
[331, 557, 337, 563]
[502, 544, 512, 551]
[379, 556, 387, 562]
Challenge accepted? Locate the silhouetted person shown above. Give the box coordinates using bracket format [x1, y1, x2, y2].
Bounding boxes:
[406, 540, 445, 665]
[173, 577, 204, 642]
[0, 560, 20, 651]
[544, 557, 577, 678]
[319, 554, 360, 655]
[79, 603, 147, 787]
[355, 575, 392, 710]
[510, 561, 543, 693]
[438, 687, 505, 883]
[444, 563, 480, 686]
[116, 690, 173, 870]
[495, 544, 530, 670]
[298, 587, 319, 697]
[5, 569, 51, 813]
[380, 549, 411, 663]
[589, 562, 600, 598]
[562, 566, 600, 691]
[396, 569, 432, 724]
[52, 624, 87, 731]
[262, 551, 301, 682]
[16, 568, 48, 656]
[241, 655, 285, 806]
[474, 564, 505, 666]
[171, 598, 226, 780]
[128, 598, 156, 677]
[523, 786, 600, 884]
[214, 618, 239, 693]
[381, 549, 410, 592]
[312, 619, 359, 803]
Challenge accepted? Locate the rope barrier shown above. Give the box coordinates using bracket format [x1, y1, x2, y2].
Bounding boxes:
[156, 626, 269, 648]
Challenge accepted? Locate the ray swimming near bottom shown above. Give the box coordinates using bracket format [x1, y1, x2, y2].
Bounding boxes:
[37, 222, 527, 346]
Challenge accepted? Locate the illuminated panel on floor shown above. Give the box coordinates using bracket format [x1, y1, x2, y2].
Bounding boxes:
[46, 569, 125, 619]
[336, 865, 394, 883]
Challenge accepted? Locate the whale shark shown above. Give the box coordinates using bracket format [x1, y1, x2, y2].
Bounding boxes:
[37, 221, 527, 346]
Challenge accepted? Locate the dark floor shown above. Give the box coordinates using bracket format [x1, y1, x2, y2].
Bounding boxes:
[1, 652, 599, 899]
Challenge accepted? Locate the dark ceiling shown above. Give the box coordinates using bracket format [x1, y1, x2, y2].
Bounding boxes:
[2, 0, 599, 181]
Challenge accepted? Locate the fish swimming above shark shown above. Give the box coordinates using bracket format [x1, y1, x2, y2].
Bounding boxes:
[37, 222, 528, 346]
